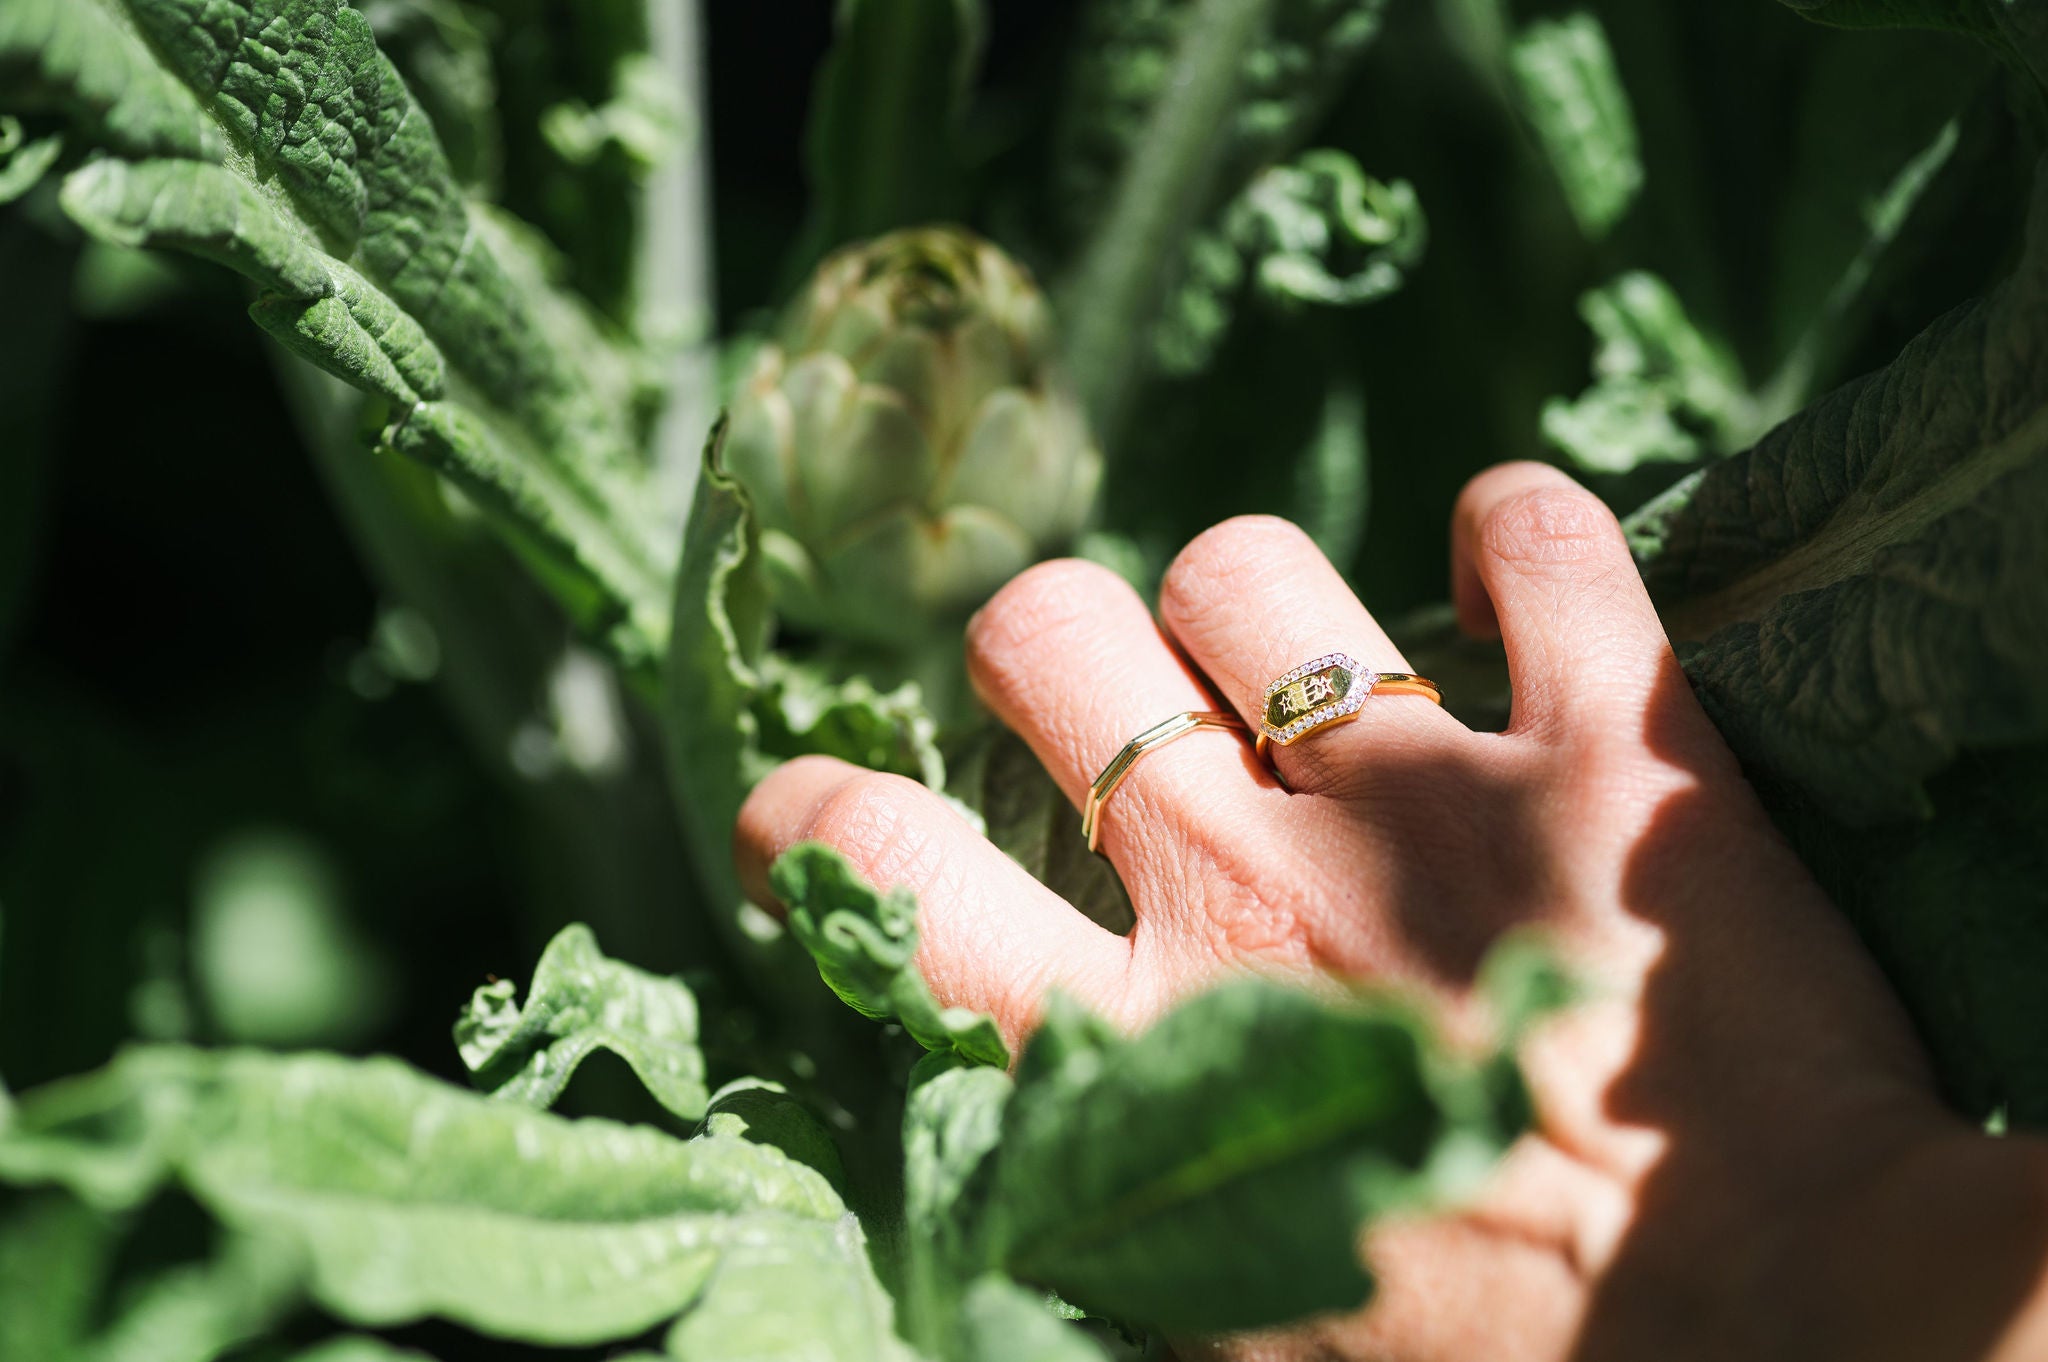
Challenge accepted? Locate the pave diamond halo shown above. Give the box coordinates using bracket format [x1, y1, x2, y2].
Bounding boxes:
[1260, 652, 1377, 747]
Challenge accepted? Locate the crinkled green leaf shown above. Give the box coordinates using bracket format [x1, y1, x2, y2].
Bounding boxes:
[697, 1079, 848, 1197]
[803, 0, 986, 254]
[1054, 0, 1391, 242]
[1, 0, 672, 669]
[957, 1276, 1109, 1362]
[772, 843, 1009, 1068]
[540, 52, 683, 173]
[984, 980, 1524, 1334]
[1509, 12, 1642, 240]
[0, 1193, 115, 1362]
[756, 653, 946, 790]
[1544, 272, 1752, 473]
[0, 1047, 858, 1347]
[0, 115, 61, 202]
[662, 1212, 919, 1362]
[0, 1045, 204, 1210]
[87, 1233, 302, 1362]
[1634, 171, 2048, 823]
[1630, 173, 2048, 1123]
[59, 158, 331, 299]
[357, 0, 500, 189]
[0, 0, 220, 159]
[1057, 0, 1397, 430]
[1156, 150, 1424, 375]
[455, 922, 708, 1122]
[900, 1056, 1015, 1355]
[663, 429, 775, 923]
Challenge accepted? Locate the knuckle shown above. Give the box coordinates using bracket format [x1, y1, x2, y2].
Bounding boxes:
[968, 557, 1121, 669]
[1160, 515, 1312, 625]
[1478, 486, 1623, 575]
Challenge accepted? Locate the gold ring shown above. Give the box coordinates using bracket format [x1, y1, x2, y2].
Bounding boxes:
[1253, 652, 1442, 759]
[1083, 711, 1249, 853]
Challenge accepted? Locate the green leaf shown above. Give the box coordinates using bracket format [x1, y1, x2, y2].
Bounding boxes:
[1508, 12, 1643, 240]
[1290, 378, 1371, 571]
[957, 1276, 1109, 1362]
[1543, 271, 1753, 474]
[0, 1046, 203, 1210]
[0, 1048, 860, 1347]
[802, 0, 986, 253]
[0, 1193, 116, 1362]
[454, 922, 708, 1123]
[192, 830, 392, 1049]
[756, 653, 947, 790]
[86, 1234, 302, 1362]
[1774, 745, 2048, 1125]
[900, 1055, 1015, 1352]
[662, 1213, 918, 1362]
[662, 429, 776, 934]
[1057, 0, 1398, 435]
[698, 1079, 849, 1196]
[0, 115, 62, 202]
[983, 981, 1524, 1334]
[1633, 170, 2048, 824]
[0, 0, 220, 159]
[772, 844, 1010, 1068]
[1, 0, 673, 669]
[1155, 150, 1425, 376]
[356, 0, 501, 190]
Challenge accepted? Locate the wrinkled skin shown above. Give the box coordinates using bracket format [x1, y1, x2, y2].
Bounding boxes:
[737, 463, 2048, 1361]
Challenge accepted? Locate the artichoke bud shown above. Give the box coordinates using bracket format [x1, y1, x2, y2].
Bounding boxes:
[724, 227, 1102, 645]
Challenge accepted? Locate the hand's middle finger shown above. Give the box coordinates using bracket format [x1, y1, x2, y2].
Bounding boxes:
[1159, 516, 1469, 796]
[966, 558, 1277, 870]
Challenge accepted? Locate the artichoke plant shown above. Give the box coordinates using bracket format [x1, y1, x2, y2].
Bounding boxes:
[724, 228, 1102, 646]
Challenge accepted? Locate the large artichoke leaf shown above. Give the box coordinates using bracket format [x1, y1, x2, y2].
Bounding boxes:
[980, 980, 1525, 1335]
[0, 1047, 895, 1348]
[662, 435, 949, 994]
[1628, 167, 2048, 1119]
[0, 0, 672, 668]
[454, 922, 709, 1122]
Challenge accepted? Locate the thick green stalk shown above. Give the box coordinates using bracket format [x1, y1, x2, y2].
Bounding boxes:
[1057, 0, 1279, 445]
[641, 0, 719, 535]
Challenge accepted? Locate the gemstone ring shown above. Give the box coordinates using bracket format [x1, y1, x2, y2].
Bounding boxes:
[1253, 653, 1442, 760]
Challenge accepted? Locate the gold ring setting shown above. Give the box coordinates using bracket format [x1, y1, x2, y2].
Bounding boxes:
[1255, 652, 1442, 757]
[1082, 710, 1248, 853]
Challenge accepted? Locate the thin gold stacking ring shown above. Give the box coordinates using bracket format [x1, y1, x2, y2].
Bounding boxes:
[1082, 710, 1249, 853]
[1253, 652, 1442, 760]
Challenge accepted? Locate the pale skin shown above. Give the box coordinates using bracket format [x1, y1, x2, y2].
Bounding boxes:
[736, 462, 2048, 1361]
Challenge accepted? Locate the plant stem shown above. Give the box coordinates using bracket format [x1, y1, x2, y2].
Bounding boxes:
[1058, 0, 1279, 448]
[641, 0, 719, 539]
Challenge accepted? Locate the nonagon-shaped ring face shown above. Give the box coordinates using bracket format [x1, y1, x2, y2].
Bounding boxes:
[1261, 652, 1378, 747]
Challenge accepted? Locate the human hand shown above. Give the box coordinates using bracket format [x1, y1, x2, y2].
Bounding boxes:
[735, 463, 2048, 1361]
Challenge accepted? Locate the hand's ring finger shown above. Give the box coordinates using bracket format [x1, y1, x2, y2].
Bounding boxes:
[1158, 516, 1468, 797]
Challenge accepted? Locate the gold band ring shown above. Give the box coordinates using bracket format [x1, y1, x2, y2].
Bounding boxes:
[1253, 653, 1442, 759]
[1083, 710, 1249, 853]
